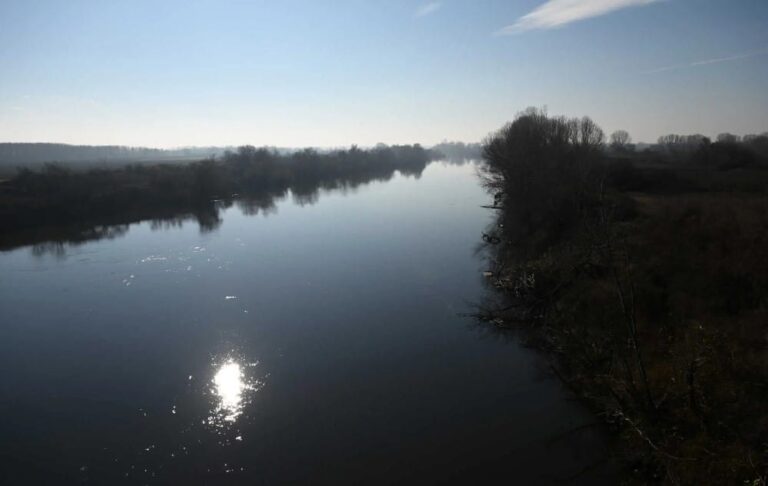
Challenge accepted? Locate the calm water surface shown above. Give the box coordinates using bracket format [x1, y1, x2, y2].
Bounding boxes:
[0, 163, 611, 484]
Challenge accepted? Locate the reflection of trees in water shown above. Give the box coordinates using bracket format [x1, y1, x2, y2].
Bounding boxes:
[30, 224, 130, 258]
[194, 204, 224, 233]
[291, 189, 319, 207]
[150, 216, 190, 231]
[236, 194, 279, 217]
[27, 204, 230, 257]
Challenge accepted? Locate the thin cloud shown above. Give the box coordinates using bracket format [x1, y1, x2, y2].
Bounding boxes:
[644, 48, 768, 74]
[415, 2, 442, 18]
[496, 0, 662, 35]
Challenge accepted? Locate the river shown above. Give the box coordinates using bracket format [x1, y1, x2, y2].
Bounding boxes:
[0, 162, 611, 484]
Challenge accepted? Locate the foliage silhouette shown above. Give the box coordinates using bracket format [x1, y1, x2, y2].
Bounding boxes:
[477, 108, 768, 484]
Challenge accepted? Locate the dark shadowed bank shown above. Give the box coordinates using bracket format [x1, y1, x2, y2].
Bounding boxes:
[475, 108, 768, 485]
[0, 144, 442, 251]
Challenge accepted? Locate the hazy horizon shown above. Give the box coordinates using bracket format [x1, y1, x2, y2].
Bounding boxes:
[1, 0, 767, 148]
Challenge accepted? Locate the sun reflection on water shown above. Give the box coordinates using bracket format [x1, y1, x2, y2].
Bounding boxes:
[208, 358, 262, 428]
[214, 361, 246, 422]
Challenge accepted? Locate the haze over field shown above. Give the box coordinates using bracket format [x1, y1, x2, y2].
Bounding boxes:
[1, 0, 767, 148]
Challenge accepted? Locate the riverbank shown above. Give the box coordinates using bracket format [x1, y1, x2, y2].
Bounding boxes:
[477, 110, 768, 484]
[0, 145, 435, 250]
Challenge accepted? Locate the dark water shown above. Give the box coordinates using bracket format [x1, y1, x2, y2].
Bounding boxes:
[0, 163, 611, 485]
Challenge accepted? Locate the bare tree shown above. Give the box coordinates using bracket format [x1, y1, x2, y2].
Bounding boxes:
[610, 130, 632, 149]
[577, 117, 605, 148]
[717, 132, 740, 144]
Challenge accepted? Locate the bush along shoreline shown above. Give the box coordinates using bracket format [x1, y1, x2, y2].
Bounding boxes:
[476, 108, 768, 484]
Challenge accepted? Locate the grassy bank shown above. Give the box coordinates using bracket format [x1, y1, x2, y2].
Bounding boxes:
[478, 109, 768, 484]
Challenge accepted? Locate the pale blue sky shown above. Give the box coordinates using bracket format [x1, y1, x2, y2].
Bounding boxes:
[1, 0, 766, 147]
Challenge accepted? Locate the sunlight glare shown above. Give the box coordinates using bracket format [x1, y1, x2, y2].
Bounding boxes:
[214, 361, 245, 422]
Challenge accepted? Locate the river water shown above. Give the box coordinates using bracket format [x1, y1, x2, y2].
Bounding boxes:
[0, 162, 611, 484]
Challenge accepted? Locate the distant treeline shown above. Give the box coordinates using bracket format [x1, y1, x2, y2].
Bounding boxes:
[0, 143, 228, 171]
[430, 141, 482, 162]
[609, 131, 768, 169]
[0, 141, 482, 175]
[478, 108, 768, 484]
[0, 144, 438, 249]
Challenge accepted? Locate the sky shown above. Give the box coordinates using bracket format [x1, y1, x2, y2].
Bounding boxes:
[0, 0, 767, 147]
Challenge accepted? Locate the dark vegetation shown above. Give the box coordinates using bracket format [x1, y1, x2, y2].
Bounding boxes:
[0, 143, 231, 177]
[477, 108, 768, 484]
[0, 144, 437, 251]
